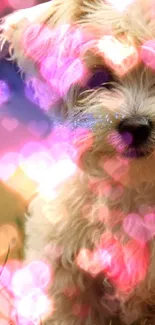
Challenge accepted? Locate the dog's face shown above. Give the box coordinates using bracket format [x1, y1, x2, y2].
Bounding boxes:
[66, 0, 155, 186]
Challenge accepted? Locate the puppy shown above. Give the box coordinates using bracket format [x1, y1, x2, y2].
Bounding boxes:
[1, 0, 155, 324]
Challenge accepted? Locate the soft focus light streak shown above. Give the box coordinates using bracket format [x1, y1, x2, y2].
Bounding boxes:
[0, 80, 11, 106]
[98, 35, 139, 75]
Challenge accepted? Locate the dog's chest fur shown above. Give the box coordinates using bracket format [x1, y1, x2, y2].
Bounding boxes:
[83, 177, 155, 324]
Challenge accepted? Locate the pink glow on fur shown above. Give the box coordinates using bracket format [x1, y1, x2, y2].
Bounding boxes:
[89, 179, 124, 201]
[98, 35, 139, 75]
[107, 130, 133, 153]
[76, 234, 149, 293]
[25, 77, 60, 110]
[123, 212, 155, 244]
[72, 303, 91, 318]
[64, 286, 80, 298]
[101, 155, 129, 182]
[141, 40, 155, 70]
[40, 56, 84, 97]
[23, 24, 89, 97]
[71, 128, 94, 166]
[98, 207, 124, 227]
[107, 0, 134, 12]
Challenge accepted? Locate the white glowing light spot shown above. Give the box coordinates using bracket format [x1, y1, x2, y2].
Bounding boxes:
[38, 157, 77, 198]
[15, 289, 50, 321]
[107, 0, 134, 12]
[19, 142, 53, 183]
[98, 35, 138, 75]
[11, 261, 51, 298]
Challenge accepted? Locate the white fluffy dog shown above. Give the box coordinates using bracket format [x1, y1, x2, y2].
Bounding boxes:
[1, 0, 155, 324]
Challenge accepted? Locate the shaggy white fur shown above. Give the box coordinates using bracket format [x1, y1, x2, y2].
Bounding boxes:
[1, 0, 155, 324]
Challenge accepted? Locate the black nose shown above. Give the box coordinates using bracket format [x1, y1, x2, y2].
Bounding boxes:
[118, 117, 152, 147]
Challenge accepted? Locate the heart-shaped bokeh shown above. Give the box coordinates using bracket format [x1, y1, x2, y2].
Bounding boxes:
[123, 213, 155, 244]
[76, 234, 149, 293]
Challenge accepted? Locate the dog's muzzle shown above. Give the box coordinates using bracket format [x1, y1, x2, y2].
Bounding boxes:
[117, 116, 152, 158]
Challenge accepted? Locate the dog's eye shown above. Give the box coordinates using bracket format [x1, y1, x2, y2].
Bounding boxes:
[87, 69, 114, 89]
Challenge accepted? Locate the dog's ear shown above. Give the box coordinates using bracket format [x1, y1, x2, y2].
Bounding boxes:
[0, 0, 84, 74]
[0, 0, 87, 114]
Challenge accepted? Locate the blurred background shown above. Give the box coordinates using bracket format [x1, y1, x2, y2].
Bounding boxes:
[0, 0, 53, 199]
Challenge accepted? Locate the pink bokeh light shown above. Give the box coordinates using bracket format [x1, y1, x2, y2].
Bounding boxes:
[76, 233, 149, 293]
[1, 117, 18, 132]
[19, 135, 78, 199]
[22, 24, 90, 98]
[101, 155, 129, 183]
[11, 260, 51, 298]
[0, 152, 20, 181]
[17, 125, 93, 199]
[141, 39, 155, 70]
[0, 259, 51, 323]
[72, 303, 90, 319]
[19, 142, 54, 183]
[123, 212, 155, 245]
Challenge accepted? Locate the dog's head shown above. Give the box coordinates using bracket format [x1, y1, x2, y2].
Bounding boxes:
[67, 0, 155, 186]
[1, 0, 155, 186]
